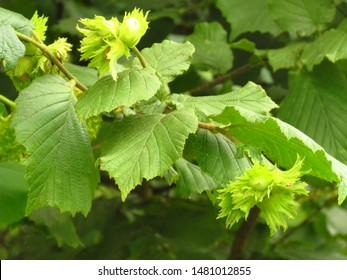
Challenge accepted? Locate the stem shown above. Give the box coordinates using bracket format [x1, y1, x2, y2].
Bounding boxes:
[0, 94, 16, 110]
[15, 32, 88, 92]
[229, 207, 260, 259]
[190, 63, 254, 96]
[198, 122, 218, 131]
[198, 122, 239, 144]
[132, 47, 147, 68]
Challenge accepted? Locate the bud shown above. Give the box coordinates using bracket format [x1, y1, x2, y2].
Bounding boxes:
[106, 38, 130, 80]
[13, 56, 36, 78]
[30, 11, 48, 42]
[78, 16, 127, 80]
[36, 38, 72, 73]
[77, 16, 120, 63]
[77, 9, 149, 80]
[119, 8, 149, 48]
[218, 158, 309, 235]
[78, 16, 120, 36]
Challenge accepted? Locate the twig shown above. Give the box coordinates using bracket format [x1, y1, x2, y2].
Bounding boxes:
[190, 63, 254, 96]
[132, 47, 147, 68]
[0, 94, 16, 110]
[229, 207, 260, 259]
[198, 122, 218, 130]
[198, 122, 239, 144]
[15, 32, 88, 92]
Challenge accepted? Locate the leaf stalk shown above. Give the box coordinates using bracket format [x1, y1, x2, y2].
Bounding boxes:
[198, 122, 239, 144]
[132, 46, 147, 68]
[0, 94, 16, 110]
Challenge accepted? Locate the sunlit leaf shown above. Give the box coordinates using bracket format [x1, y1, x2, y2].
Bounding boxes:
[301, 29, 347, 70]
[100, 109, 198, 200]
[170, 82, 278, 117]
[75, 68, 161, 121]
[214, 106, 347, 203]
[136, 40, 195, 83]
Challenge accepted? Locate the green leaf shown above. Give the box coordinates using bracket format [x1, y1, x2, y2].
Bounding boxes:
[268, 0, 336, 36]
[30, 207, 83, 248]
[0, 7, 35, 70]
[230, 38, 256, 53]
[75, 68, 161, 121]
[268, 42, 306, 71]
[100, 109, 198, 200]
[137, 40, 195, 83]
[0, 162, 28, 227]
[193, 129, 251, 185]
[0, 116, 25, 162]
[186, 22, 233, 73]
[174, 158, 221, 197]
[278, 62, 347, 164]
[328, 156, 347, 204]
[216, 0, 281, 39]
[0, 24, 25, 70]
[135, 95, 167, 115]
[65, 63, 98, 88]
[12, 75, 99, 215]
[213, 106, 341, 185]
[0, 7, 34, 36]
[170, 82, 278, 117]
[301, 29, 347, 70]
[215, 105, 347, 203]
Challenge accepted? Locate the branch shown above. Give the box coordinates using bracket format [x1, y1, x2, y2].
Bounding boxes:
[229, 206, 260, 259]
[15, 32, 88, 92]
[190, 63, 254, 96]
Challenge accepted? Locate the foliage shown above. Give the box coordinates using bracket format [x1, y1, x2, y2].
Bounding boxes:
[1, 0, 347, 260]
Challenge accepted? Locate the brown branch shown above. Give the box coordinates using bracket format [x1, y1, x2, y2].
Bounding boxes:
[229, 206, 261, 259]
[190, 63, 254, 96]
